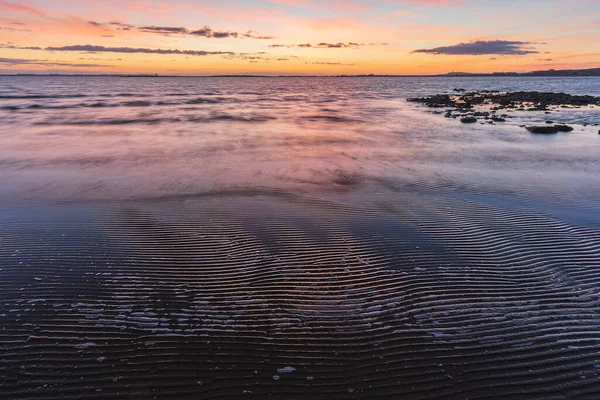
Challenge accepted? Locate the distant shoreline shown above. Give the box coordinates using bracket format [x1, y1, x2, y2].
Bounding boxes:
[1, 67, 599, 78]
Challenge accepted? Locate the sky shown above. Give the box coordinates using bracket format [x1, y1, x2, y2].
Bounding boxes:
[0, 0, 599, 75]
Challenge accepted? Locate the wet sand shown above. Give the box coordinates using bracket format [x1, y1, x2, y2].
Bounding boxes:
[2, 179, 600, 399]
[1, 76, 600, 399]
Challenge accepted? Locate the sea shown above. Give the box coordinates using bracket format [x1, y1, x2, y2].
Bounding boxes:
[1, 76, 599, 399]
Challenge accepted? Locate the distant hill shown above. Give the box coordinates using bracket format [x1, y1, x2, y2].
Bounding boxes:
[3, 67, 600, 78]
[445, 68, 600, 77]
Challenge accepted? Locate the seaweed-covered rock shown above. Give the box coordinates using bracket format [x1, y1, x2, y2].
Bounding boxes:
[408, 91, 600, 109]
[407, 94, 456, 108]
[554, 124, 574, 132]
[526, 126, 559, 134]
[461, 117, 478, 124]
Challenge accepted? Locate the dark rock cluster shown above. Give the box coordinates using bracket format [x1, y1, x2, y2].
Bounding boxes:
[526, 125, 577, 134]
[407, 90, 598, 132]
[554, 125, 575, 132]
[408, 91, 600, 110]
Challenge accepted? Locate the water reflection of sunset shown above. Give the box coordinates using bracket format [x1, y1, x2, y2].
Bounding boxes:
[1, 76, 599, 202]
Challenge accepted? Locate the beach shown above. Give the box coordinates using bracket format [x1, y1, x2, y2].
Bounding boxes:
[1, 76, 600, 398]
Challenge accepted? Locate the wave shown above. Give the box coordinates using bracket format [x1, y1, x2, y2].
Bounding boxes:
[34, 117, 181, 126]
[32, 114, 277, 126]
[299, 115, 363, 122]
[0, 97, 236, 111]
[198, 114, 276, 122]
[0, 94, 89, 100]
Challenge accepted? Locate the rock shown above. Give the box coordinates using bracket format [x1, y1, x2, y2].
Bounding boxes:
[491, 117, 506, 122]
[410, 91, 600, 110]
[408, 92, 600, 131]
[407, 94, 456, 108]
[526, 126, 559, 134]
[554, 124, 574, 132]
[277, 366, 296, 374]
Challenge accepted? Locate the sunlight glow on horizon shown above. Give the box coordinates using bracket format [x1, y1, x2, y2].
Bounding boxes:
[0, 0, 599, 75]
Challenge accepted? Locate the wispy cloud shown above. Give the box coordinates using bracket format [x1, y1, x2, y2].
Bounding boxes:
[139, 25, 190, 34]
[270, 42, 387, 49]
[413, 40, 539, 55]
[46, 45, 235, 56]
[1, 43, 43, 50]
[311, 61, 356, 65]
[0, 1, 46, 17]
[0, 26, 32, 32]
[88, 21, 275, 39]
[107, 21, 135, 31]
[0, 57, 110, 68]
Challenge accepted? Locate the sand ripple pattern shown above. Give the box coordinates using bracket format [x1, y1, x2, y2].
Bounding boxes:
[1, 187, 600, 399]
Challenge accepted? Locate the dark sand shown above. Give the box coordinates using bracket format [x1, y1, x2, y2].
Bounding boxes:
[2, 180, 600, 399]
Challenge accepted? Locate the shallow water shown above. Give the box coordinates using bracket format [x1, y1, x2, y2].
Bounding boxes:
[1, 76, 599, 203]
[1, 76, 600, 399]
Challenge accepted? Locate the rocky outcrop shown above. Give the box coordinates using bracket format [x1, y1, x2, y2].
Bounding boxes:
[554, 125, 574, 132]
[408, 91, 600, 109]
[526, 126, 559, 134]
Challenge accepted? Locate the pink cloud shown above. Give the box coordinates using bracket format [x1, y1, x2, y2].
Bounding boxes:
[384, 0, 462, 6]
[336, 2, 371, 12]
[0, 0, 46, 16]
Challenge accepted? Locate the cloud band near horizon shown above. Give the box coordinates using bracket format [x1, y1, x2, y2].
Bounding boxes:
[45, 45, 235, 56]
[413, 40, 539, 55]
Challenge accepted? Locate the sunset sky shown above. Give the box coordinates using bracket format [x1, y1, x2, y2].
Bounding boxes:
[1, 0, 599, 75]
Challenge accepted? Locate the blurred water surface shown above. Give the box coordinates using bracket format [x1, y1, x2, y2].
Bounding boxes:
[0, 76, 599, 205]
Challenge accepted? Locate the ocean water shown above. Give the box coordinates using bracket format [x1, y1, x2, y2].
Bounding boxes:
[1, 76, 600, 399]
[0, 76, 599, 203]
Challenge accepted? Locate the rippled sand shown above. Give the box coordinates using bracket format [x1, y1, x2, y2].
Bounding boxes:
[1, 77, 600, 399]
